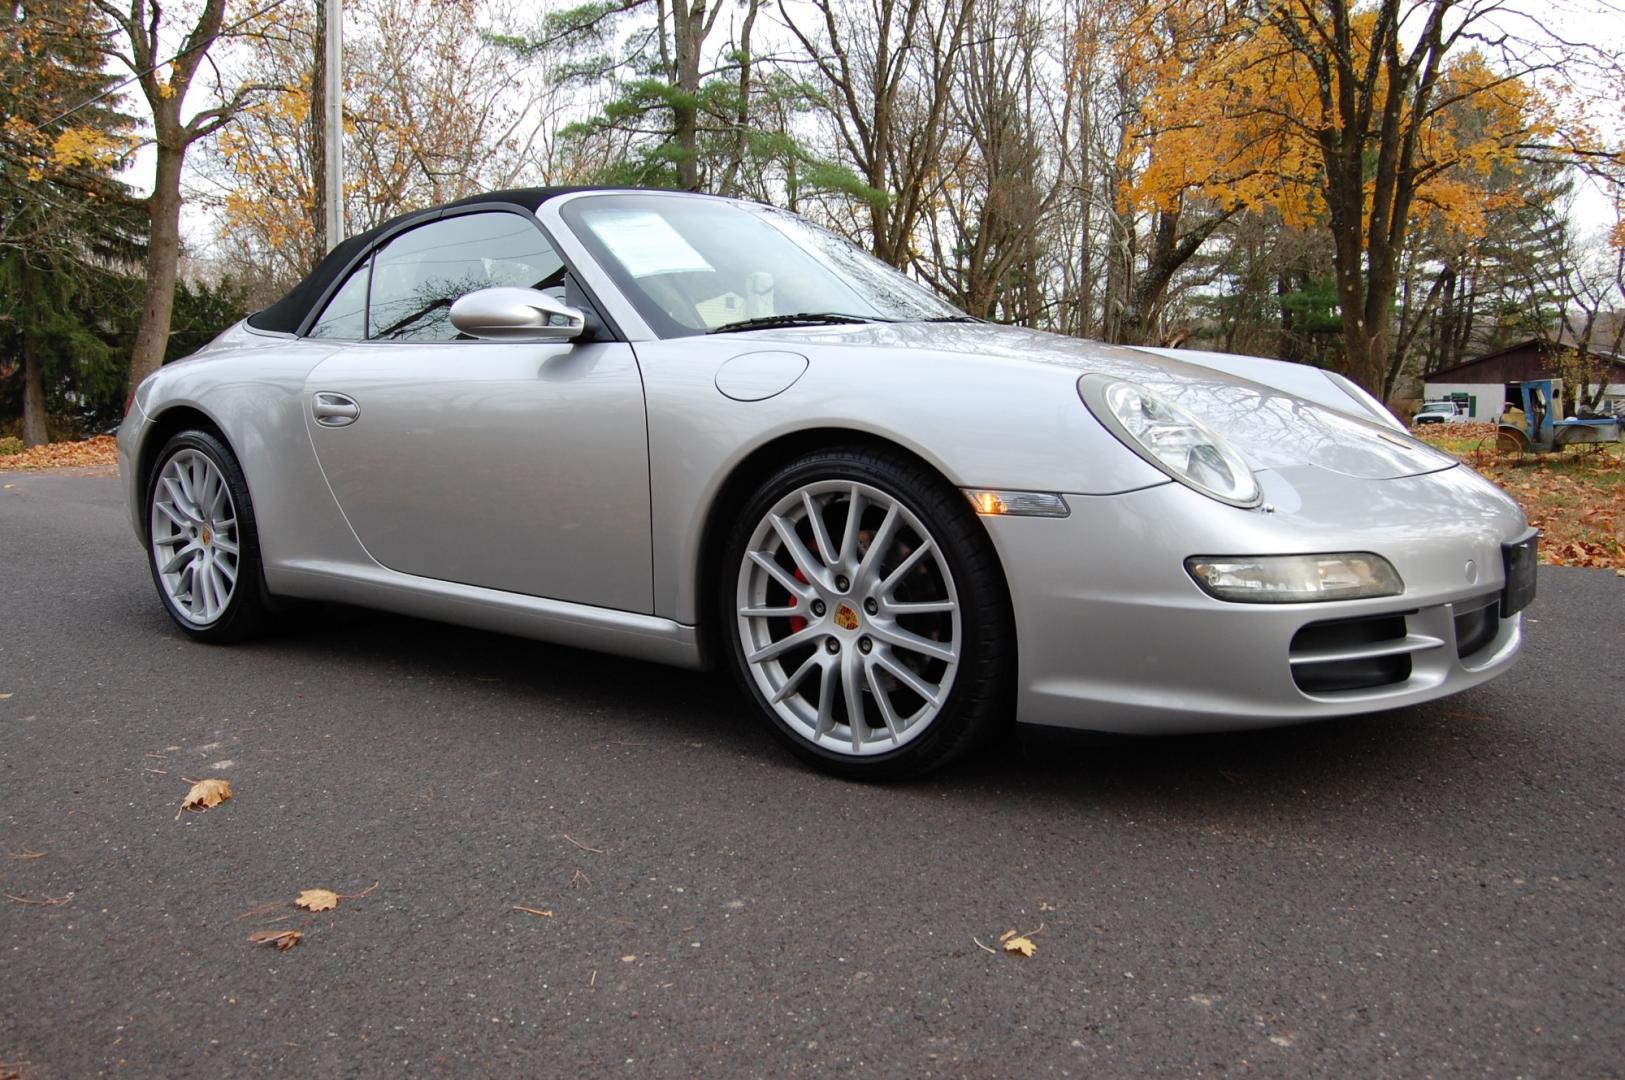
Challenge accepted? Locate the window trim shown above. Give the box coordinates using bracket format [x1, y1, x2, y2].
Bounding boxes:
[294, 201, 624, 343]
[305, 256, 372, 342]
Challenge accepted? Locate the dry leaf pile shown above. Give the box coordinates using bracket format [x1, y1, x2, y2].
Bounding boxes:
[0, 435, 118, 470]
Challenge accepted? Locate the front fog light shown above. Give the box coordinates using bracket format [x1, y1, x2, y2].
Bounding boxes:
[1185, 553, 1404, 603]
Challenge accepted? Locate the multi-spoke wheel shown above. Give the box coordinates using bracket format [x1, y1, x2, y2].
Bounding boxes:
[145, 431, 269, 642]
[722, 448, 1012, 778]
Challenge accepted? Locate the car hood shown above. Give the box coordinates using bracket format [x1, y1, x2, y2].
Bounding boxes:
[742, 321, 1456, 481]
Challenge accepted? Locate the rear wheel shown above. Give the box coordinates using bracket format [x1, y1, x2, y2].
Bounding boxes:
[720, 447, 1012, 779]
[145, 430, 270, 643]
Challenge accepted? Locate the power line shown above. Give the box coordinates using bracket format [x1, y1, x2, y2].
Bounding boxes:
[33, 0, 297, 132]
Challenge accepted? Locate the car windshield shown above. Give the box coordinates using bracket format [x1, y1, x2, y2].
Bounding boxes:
[559, 193, 963, 337]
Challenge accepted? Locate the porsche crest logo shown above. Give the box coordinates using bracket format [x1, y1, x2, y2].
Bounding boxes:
[833, 602, 861, 631]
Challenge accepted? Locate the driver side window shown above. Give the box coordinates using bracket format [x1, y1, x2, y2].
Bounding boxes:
[365, 212, 565, 343]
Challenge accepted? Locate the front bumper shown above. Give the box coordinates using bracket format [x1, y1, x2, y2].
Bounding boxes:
[115, 403, 150, 545]
[984, 464, 1529, 734]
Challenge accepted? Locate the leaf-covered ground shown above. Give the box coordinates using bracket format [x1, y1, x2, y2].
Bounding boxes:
[0, 434, 118, 470]
[1416, 422, 1625, 569]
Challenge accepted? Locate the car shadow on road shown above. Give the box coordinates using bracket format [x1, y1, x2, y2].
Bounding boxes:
[263, 603, 1517, 817]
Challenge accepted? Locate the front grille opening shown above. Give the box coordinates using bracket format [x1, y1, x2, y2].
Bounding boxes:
[1454, 599, 1500, 659]
[1291, 613, 1412, 694]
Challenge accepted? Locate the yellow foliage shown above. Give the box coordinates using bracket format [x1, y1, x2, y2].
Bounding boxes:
[48, 125, 135, 172]
[1114, 0, 1565, 243]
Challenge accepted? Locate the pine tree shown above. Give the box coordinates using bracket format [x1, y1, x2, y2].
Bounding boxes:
[1, 0, 143, 445]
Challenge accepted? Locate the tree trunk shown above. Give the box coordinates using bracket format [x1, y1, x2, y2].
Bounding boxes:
[718, 0, 758, 197]
[672, 1, 703, 191]
[310, 1, 328, 254]
[21, 331, 49, 448]
[127, 144, 184, 400]
[1113, 207, 1235, 346]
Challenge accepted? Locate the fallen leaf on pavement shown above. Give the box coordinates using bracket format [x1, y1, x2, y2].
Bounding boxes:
[296, 889, 339, 912]
[1003, 934, 1037, 957]
[248, 928, 302, 951]
[177, 778, 232, 818]
[997, 921, 1044, 957]
[0, 693, 12, 700]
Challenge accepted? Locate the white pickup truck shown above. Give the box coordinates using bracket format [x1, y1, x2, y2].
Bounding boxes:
[1413, 400, 1469, 425]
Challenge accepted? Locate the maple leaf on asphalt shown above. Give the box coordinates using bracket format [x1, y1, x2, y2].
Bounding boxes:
[296, 889, 339, 912]
[178, 778, 232, 817]
[1003, 935, 1037, 957]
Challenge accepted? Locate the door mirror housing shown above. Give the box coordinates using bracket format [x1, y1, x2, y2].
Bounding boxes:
[449, 287, 586, 342]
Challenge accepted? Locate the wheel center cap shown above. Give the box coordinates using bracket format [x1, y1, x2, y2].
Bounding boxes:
[201, 526, 212, 546]
[833, 602, 861, 631]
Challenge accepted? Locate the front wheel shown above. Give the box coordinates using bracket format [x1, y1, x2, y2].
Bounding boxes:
[145, 430, 271, 643]
[720, 448, 1013, 779]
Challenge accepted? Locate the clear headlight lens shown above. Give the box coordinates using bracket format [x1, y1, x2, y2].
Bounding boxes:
[1079, 375, 1261, 507]
[1185, 553, 1404, 603]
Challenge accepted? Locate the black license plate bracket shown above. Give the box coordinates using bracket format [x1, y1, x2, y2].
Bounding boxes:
[1501, 530, 1539, 617]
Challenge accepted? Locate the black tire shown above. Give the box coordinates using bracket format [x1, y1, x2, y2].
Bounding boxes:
[719, 446, 1014, 779]
[144, 430, 272, 643]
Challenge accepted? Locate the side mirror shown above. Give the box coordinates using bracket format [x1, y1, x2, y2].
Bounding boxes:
[449, 286, 586, 342]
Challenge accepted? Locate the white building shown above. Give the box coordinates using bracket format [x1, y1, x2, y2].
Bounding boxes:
[1422, 338, 1625, 419]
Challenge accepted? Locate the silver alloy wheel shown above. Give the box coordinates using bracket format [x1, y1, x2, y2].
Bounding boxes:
[149, 449, 241, 625]
[736, 479, 961, 756]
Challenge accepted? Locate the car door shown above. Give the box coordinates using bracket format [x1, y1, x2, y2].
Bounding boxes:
[302, 209, 653, 613]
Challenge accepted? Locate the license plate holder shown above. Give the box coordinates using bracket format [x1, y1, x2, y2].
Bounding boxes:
[1501, 530, 1539, 617]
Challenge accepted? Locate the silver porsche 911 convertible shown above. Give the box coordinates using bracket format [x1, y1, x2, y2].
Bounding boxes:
[118, 187, 1536, 777]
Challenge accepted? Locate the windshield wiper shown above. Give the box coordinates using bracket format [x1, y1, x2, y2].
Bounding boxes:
[920, 314, 980, 323]
[706, 312, 878, 334]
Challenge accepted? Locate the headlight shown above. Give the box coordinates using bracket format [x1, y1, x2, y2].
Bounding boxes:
[1185, 553, 1404, 603]
[1078, 375, 1261, 507]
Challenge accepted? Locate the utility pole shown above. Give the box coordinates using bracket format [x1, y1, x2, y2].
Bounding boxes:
[322, 0, 343, 251]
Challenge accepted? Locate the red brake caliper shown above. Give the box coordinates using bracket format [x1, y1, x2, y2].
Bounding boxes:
[787, 568, 809, 633]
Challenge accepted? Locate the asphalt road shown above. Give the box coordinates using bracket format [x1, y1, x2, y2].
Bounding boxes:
[2, 469, 1622, 1079]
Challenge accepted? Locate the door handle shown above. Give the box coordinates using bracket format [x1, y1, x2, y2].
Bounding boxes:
[312, 392, 360, 427]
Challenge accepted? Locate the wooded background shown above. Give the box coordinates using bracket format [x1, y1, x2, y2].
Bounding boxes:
[4, 0, 1623, 446]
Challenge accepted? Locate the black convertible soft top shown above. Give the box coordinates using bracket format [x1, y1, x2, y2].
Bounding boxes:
[245, 186, 613, 335]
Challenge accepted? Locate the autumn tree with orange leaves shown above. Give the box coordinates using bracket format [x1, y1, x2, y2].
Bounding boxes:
[1116, 0, 1621, 399]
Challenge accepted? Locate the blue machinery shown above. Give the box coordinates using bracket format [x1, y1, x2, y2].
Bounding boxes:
[1496, 379, 1622, 454]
